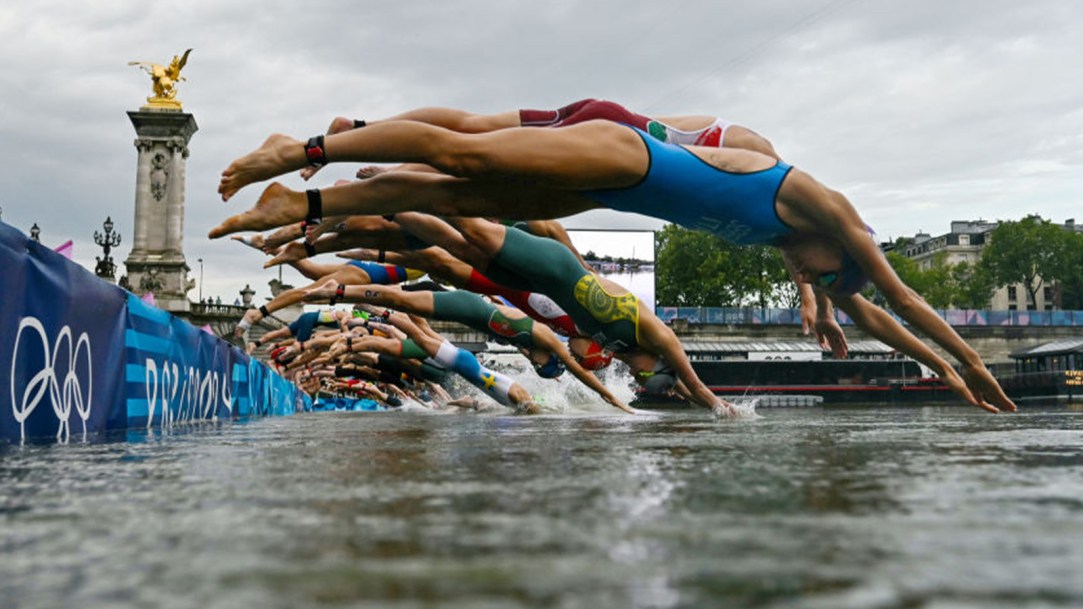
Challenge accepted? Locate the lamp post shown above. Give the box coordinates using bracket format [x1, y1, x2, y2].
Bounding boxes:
[197, 257, 204, 303]
[93, 216, 121, 281]
[240, 284, 255, 308]
[30, 223, 40, 243]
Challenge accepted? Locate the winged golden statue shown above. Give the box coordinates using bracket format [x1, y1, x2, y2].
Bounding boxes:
[129, 49, 192, 109]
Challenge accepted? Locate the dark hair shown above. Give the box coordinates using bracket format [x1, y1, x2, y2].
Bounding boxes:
[832, 250, 869, 295]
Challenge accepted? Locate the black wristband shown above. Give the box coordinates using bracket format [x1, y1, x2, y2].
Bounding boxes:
[259, 305, 270, 318]
[305, 135, 327, 167]
[353, 119, 367, 129]
[304, 189, 323, 226]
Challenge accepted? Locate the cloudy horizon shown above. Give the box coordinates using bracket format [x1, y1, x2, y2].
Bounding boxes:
[2, 0, 1080, 304]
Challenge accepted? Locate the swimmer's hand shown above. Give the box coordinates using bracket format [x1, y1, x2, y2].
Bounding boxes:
[814, 317, 848, 359]
[937, 366, 1001, 414]
[712, 401, 738, 418]
[960, 364, 1017, 413]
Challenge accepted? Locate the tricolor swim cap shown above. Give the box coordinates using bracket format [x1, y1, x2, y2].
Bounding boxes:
[576, 340, 614, 371]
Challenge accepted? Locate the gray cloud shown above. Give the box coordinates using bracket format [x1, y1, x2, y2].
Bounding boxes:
[1, 0, 1080, 300]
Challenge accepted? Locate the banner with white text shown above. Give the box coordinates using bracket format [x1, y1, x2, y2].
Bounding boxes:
[0, 220, 309, 443]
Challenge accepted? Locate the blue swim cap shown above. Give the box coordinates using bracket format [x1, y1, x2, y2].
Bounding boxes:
[534, 353, 566, 379]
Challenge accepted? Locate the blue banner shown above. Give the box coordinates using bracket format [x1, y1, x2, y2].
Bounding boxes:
[655, 305, 1083, 327]
[1, 221, 310, 443]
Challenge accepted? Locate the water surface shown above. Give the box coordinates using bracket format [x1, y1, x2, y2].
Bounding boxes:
[2, 405, 1081, 608]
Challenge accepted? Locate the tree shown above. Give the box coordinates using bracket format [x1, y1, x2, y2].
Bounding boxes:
[655, 225, 734, 306]
[920, 253, 958, 309]
[885, 251, 925, 292]
[982, 216, 1066, 307]
[884, 251, 990, 309]
[951, 260, 997, 309]
[727, 244, 795, 308]
[654, 225, 793, 307]
[1051, 229, 1083, 309]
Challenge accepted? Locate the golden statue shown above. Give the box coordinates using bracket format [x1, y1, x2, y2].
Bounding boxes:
[129, 49, 192, 109]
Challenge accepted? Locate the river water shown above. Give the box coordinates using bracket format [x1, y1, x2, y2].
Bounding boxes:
[2, 404, 1082, 609]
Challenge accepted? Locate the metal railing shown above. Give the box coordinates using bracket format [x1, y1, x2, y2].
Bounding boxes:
[655, 307, 1083, 327]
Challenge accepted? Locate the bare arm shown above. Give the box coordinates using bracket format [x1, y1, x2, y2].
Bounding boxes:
[289, 257, 346, 280]
[780, 241, 847, 356]
[830, 293, 1001, 413]
[784, 177, 1015, 413]
[265, 230, 419, 268]
[534, 330, 633, 414]
[813, 289, 848, 359]
[637, 312, 734, 416]
[834, 221, 1014, 412]
[797, 279, 817, 336]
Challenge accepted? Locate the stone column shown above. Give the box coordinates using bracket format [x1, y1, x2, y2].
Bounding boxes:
[130, 140, 153, 254]
[164, 137, 190, 258]
[123, 109, 198, 313]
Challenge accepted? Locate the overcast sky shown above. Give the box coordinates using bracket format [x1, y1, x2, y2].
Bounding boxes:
[1, 0, 1081, 304]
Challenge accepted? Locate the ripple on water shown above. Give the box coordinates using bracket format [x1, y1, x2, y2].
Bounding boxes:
[2, 405, 1082, 608]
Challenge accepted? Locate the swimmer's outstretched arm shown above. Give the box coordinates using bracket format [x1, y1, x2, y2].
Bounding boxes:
[834, 218, 1015, 412]
[530, 326, 633, 415]
[813, 291, 848, 359]
[635, 311, 736, 417]
[829, 293, 1000, 413]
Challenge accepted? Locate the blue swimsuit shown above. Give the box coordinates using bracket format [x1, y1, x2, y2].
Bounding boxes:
[584, 126, 795, 245]
[347, 260, 414, 284]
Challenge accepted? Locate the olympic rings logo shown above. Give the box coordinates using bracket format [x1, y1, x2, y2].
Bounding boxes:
[9, 316, 93, 442]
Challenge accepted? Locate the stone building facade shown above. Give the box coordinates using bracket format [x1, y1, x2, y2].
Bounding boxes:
[895, 218, 1078, 311]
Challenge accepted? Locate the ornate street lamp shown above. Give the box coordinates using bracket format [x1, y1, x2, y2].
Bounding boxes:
[29, 223, 41, 243]
[240, 284, 255, 308]
[94, 216, 122, 281]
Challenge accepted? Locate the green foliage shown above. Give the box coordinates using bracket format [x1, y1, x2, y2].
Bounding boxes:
[1053, 230, 1083, 309]
[885, 252, 922, 289]
[654, 225, 793, 307]
[655, 219, 1083, 311]
[981, 216, 1066, 305]
[884, 251, 993, 309]
[951, 260, 997, 309]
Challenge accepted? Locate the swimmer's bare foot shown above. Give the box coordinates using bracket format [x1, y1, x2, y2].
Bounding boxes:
[300, 118, 358, 181]
[302, 278, 341, 303]
[262, 241, 308, 268]
[209, 182, 306, 239]
[219, 134, 306, 202]
[356, 165, 389, 180]
[231, 234, 267, 251]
